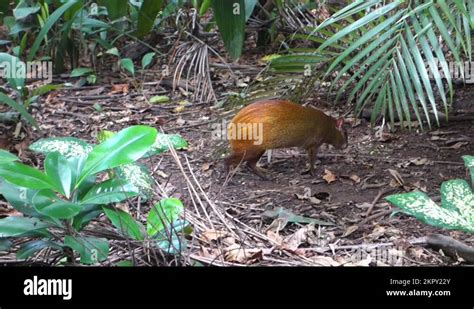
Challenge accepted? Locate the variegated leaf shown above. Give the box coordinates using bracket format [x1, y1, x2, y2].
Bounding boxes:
[441, 179, 474, 224]
[115, 163, 154, 200]
[29, 137, 93, 158]
[386, 191, 474, 234]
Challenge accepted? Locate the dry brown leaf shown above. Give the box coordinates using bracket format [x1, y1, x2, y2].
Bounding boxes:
[295, 193, 321, 204]
[201, 162, 212, 171]
[282, 225, 316, 252]
[378, 132, 394, 142]
[309, 196, 321, 205]
[115, 203, 130, 213]
[409, 158, 429, 166]
[85, 86, 106, 96]
[266, 230, 283, 245]
[369, 225, 386, 240]
[322, 169, 337, 184]
[311, 255, 341, 266]
[225, 244, 263, 264]
[349, 174, 361, 183]
[173, 105, 185, 113]
[295, 193, 307, 200]
[202, 230, 229, 242]
[387, 169, 404, 186]
[345, 256, 372, 266]
[449, 142, 468, 149]
[407, 247, 424, 260]
[110, 83, 129, 94]
[342, 225, 359, 237]
[266, 217, 289, 233]
[0, 207, 23, 217]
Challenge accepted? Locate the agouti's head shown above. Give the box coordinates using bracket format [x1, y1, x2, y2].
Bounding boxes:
[331, 118, 348, 149]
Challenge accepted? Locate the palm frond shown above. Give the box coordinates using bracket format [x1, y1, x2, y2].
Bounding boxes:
[265, 0, 474, 129]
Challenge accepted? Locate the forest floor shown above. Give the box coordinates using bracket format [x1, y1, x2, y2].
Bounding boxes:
[1, 37, 473, 265]
[4, 75, 469, 266]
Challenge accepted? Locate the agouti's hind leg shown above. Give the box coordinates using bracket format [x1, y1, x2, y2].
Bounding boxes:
[246, 150, 268, 180]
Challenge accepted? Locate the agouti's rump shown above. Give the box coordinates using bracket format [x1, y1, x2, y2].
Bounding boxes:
[224, 99, 348, 179]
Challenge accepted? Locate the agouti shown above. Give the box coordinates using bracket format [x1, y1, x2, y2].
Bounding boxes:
[224, 99, 348, 179]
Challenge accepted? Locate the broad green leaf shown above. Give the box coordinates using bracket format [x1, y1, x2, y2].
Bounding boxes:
[0, 0, 10, 22]
[136, 0, 164, 38]
[147, 198, 184, 236]
[29, 137, 93, 158]
[115, 163, 154, 200]
[97, 0, 128, 20]
[0, 162, 53, 190]
[78, 126, 157, 185]
[0, 149, 19, 164]
[33, 189, 82, 219]
[103, 207, 145, 240]
[212, 0, 246, 59]
[64, 235, 109, 264]
[72, 205, 101, 231]
[149, 95, 170, 104]
[145, 133, 188, 157]
[199, 0, 212, 15]
[120, 58, 135, 76]
[31, 84, 63, 97]
[27, 0, 80, 62]
[105, 47, 120, 57]
[80, 179, 139, 205]
[152, 219, 191, 254]
[70, 67, 94, 77]
[97, 130, 115, 143]
[44, 152, 73, 198]
[0, 217, 51, 237]
[155, 235, 184, 255]
[86, 74, 97, 84]
[0, 93, 37, 128]
[0, 52, 25, 89]
[0, 180, 42, 217]
[141, 52, 155, 69]
[13, 3, 40, 19]
[0, 238, 12, 251]
[17, 239, 62, 260]
[245, 0, 257, 21]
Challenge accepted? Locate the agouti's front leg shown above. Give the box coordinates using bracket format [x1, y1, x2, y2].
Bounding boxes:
[246, 150, 268, 180]
[306, 144, 320, 176]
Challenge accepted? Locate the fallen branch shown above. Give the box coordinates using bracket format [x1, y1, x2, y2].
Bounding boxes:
[305, 233, 474, 264]
[422, 234, 474, 263]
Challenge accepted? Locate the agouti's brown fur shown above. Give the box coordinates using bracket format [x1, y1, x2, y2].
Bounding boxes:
[224, 99, 348, 179]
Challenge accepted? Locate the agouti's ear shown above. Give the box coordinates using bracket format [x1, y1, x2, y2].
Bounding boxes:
[336, 118, 344, 130]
